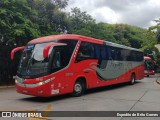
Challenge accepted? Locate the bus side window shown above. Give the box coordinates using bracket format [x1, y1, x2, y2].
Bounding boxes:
[107, 47, 112, 60]
[51, 47, 67, 72]
[109, 47, 116, 60]
[95, 45, 100, 59]
[51, 49, 61, 72]
[97, 45, 107, 69]
[101, 46, 107, 60]
[76, 42, 95, 62]
[116, 48, 122, 61]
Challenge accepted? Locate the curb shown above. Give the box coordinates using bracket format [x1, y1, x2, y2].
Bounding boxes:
[156, 78, 160, 85]
[0, 86, 15, 89]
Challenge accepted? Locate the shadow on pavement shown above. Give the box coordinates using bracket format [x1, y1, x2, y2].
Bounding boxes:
[20, 82, 141, 103]
[21, 94, 72, 103]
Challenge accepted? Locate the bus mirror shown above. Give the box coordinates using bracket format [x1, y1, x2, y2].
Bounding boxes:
[11, 46, 25, 60]
[43, 42, 67, 58]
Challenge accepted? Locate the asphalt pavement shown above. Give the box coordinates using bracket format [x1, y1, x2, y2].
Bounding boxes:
[0, 74, 160, 120]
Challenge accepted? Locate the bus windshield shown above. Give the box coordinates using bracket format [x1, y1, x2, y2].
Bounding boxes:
[17, 43, 52, 78]
[17, 40, 78, 78]
[144, 59, 155, 70]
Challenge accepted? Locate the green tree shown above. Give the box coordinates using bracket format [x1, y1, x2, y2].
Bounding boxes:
[149, 19, 160, 43]
[0, 0, 40, 45]
[68, 7, 95, 33]
[27, 0, 69, 35]
[0, 0, 70, 45]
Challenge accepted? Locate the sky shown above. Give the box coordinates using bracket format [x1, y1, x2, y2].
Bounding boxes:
[65, 0, 160, 28]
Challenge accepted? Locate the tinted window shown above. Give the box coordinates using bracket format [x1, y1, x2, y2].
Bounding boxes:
[76, 42, 95, 62]
[58, 40, 78, 62]
[101, 46, 107, 60]
[106, 46, 143, 62]
[95, 44, 100, 59]
[94, 45, 107, 60]
[76, 42, 143, 62]
[50, 40, 78, 72]
[106, 46, 121, 60]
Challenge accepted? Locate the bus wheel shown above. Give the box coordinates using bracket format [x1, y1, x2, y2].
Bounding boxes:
[147, 75, 149, 77]
[129, 74, 135, 85]
[72, 80, 85, 97]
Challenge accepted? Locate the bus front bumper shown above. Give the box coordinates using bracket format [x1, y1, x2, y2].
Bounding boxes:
[15, 80, 60, 97]
[144, 70, 155, 76]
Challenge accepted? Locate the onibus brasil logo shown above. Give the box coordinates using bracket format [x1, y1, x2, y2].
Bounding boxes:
[2, 104, 52, 120]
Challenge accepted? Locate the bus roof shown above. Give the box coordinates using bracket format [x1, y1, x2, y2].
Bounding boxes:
[104, 41, 142, 52]
[28, 34, 142, 52]
[28, 34, 103, 45]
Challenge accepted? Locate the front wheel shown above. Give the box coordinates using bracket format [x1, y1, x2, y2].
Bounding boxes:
[129, 74, 135, 85]
[72, 80, 85, 97]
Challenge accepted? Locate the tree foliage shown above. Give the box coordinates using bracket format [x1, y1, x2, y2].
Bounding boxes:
[68, 7, 95, 33]
[0, 0, 159, 84]
[0, 0, 40, 45]
[149, 19, 160, 43]
[0, 0, 156, 49]
[0, 0, 70, 45]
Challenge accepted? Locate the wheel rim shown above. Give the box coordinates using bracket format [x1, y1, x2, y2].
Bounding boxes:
[74, 83, 82, 94]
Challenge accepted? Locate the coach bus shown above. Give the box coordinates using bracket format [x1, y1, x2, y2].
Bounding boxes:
[144, 56, 155, 77]
[11, 34, 144, 97]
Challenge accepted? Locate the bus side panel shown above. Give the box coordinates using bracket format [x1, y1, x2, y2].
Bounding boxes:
[93, 64, 144, 88]
[70, 60, 99, 89]
[135, 64, 144, 80]
[67, 59, 144, 92]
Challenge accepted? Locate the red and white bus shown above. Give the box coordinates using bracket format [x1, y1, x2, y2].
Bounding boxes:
[11, 34, 144, 97]
[144, 56, 155, 77]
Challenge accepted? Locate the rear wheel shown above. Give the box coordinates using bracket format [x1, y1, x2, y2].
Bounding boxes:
[129, 74, 135, 85]
[72, 80, 85, 97]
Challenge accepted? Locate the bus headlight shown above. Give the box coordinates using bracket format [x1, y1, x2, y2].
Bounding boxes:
[18, 77, 56, 88]
[37, 78, 55, 86]
[37, 82, 44, 86]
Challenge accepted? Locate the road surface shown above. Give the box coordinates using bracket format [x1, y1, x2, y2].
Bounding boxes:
[0, 74, 160, 120]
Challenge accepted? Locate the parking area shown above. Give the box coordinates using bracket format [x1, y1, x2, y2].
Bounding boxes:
[0, 74, 160, 120]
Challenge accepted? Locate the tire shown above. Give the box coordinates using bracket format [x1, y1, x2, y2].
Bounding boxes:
[72, 80, 85, 97]
[147, 75, 149, 77]
[129, 74, 135, 85]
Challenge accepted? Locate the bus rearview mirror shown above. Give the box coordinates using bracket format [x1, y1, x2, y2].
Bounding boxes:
[11, 46, 25, 60]
[43, 42, 67, 58]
